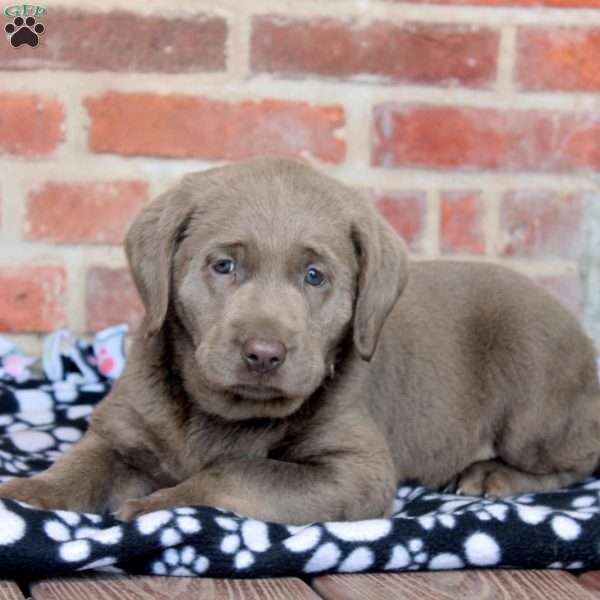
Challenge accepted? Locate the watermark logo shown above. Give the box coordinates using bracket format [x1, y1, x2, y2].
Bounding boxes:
[4, 4, 45, 16]
[4, 5, 45, 47]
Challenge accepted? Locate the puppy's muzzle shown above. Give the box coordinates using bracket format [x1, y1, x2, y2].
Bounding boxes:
[241, 338, 287, 374]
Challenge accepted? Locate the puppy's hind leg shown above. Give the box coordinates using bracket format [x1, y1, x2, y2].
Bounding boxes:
[457, 459, 586, 497]
[0, 430, 152, 513]
[458, 391, 600, 498]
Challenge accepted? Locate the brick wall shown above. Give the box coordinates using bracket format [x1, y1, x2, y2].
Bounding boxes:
[1, 0, 599, 352]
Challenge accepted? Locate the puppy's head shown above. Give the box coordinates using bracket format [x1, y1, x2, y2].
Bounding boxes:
[126, 157, 408, 420]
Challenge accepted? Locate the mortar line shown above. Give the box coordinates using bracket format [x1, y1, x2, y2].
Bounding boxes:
[495, 25, 518, 95]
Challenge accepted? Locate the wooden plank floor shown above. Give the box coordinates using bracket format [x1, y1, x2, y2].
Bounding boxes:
[30, 575, 320, 599]
[1, 570, 599, 599]
[0, 581, 26, 600]
[314, 571, 600, 600]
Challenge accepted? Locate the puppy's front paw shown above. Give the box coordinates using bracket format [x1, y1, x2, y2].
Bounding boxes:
[0, 477, 64, 510]
[456, 460, 498, 496]
[116, 488, 182, 521]
[456, 459, 526, 497]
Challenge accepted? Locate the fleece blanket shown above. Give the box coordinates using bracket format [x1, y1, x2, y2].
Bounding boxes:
[0, 327, 599, 579]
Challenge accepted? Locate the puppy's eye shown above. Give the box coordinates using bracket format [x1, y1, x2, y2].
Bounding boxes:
[212, 258, 236, 275]
[305, 266, 326, 287]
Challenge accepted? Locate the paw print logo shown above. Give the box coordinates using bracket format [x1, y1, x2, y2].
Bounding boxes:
[215, 515, 271, 570]
[152, 545, 209, 576]
[43, 510, 123, 565]
[5, 16, 45, 48]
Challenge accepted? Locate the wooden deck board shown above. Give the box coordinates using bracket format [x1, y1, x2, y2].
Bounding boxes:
[31, 574, 320, 600]
[0, 581, 25, 600]
[579, 571, 600, 593]
[313, 570, 600, 600]
[24, 570, 600, 599]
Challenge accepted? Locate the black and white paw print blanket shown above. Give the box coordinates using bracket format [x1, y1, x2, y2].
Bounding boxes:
[0, 327, 600, 579]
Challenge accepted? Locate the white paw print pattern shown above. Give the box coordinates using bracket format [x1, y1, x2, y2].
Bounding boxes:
[0, 500, 26, 545]
[42, 380, 78, 404]
[386, 531, 501, 571]
[385, 537, 429, 571]
[463, 531, 502, 566]
[468, 499, 509, 523]
[325, 520, 392, 573]
[430, 495, 509, 523]
[414, 493, 510, 531]
[578, 481, 600, 512]
[0, 449, 30, 478]
[416, 508, 458, 531]
[39, 378, 99, 421]
[136, 507, 202, 548]
[44, 510, 122, 564]
[152, 545, 209, 576]
[0, 389, 83, 466]
[547, 560, 585, 570]
[6, 424, 81, 459]
[392, 485, 427, 514]
[513, 499, 595, 541]
[283, 518, 392, 574]
[0, 389, 54, 436]
[215, 516, 271, 570]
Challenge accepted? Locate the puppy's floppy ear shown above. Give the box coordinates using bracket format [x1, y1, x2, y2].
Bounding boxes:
[125, 186, 194, 336]
[352, 208, 409, 361]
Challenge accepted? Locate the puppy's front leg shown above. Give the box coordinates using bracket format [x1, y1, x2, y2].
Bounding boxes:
[118, 451, 396, 524]
[0, 430, 151, 513]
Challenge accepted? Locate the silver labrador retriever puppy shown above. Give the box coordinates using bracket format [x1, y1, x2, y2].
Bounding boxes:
[0, 156, 599, 524]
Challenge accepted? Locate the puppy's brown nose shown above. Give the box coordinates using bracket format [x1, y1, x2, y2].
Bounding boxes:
[242, 338, 287, 374]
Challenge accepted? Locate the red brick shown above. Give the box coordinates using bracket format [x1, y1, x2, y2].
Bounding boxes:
[251, 17, 498, 88]
[372, 104, 600, 172]
[0, 93, 63, 158]
[440, 191, 485, 254]
[386, 0, 600, 6]
[25, 181, 148, 244]
[86, 92, 345, 163]
[0, 266, 66, 332]
[518, 28, 600, 91]
[374, 192, 426, 251]
[500, 191, 583, 258]
[86, 267, 143, 332]
[0, 10, 226, 72]
[536, 275, 582, 316]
